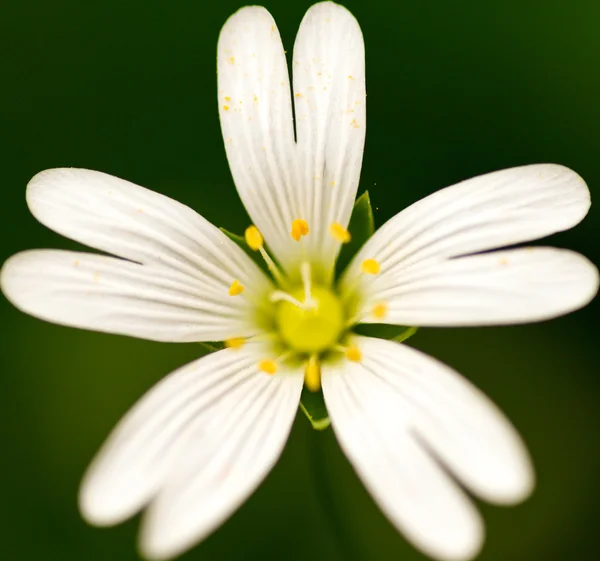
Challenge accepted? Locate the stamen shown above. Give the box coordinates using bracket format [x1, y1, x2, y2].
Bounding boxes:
[300, 262, 315, 308]
[304, 355, 321, 392]
[245, 224, 287, 287]
[245, 225, 263, 250]
[361, 258, 381, 275]
[345, 345, 362, 362]
[329, 222, 351, 244]
[334, 344, 363, 362]
[258, 359, 278, 375]
[290, 219, 309, 241]
[228, 279, 245, 296]
[271, 263, 315, 311]
[372, 302, 387, 320]
[224, 337, 245, 349]
[259, 248, 287, 287]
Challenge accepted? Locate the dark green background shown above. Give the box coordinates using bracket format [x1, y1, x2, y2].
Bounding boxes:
[1, 1, 599, 560]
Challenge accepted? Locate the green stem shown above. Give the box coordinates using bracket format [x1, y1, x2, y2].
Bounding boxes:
[309, 431, 358, 561]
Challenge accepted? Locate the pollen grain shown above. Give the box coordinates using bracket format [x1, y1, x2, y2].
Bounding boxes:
[258, 359, 278, 375]
[225, 337, 245, 349]
[291, 219, 309, 241]
[345, 346, 362, 362]
[304, 356, 321, 392]
[372, 302, 387, 320]
[228, 279, 245, 296]
[245, 225, 264, 250]
[361, 258, 380, 275]
[329, 222, 351, 244]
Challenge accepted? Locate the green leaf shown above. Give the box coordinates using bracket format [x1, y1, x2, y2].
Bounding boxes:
[299, 387, 331, 430]
[335, 191, 375, 276]
[220, 227, 268, 274]
[354, 323, 419, 343]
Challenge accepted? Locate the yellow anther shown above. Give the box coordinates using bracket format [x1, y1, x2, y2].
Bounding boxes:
[228, 279, 245, 296]
[304, 356, 321, 392]
[258, 359, 278, 375]
[372, 302, 387, 320]
[345, 346, 362, 362]
[245, 225, 264, 251]
[291, 219, 309, 241]
[361, 258, 381, 275]
[224, 337, 245, 349]
[329, 222, 351, 244]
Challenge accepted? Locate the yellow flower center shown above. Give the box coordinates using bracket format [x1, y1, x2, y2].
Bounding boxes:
[275, 285, 344, 353]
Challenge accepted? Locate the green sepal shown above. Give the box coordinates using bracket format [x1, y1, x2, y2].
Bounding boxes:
[354, 324, 419, 343]
[335, 191, 375, 276]
[198, 341, 224, 353]
[220, 227, 269, 274]
[299, 387, 331, 430]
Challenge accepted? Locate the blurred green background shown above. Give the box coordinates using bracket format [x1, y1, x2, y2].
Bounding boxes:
[1, 0, 599, 560]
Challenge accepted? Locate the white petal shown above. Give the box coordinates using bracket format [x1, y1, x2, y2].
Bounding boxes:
[138, 359, 304, 559]
[25, 168, 269, 291]
[293, 2, 366, 271]
[357, 247, 599, 326]
[343, 164, 590, 292]
[217, 7, 301, 270]
[217, 3, 366, 276]
[322, 337, 534, 561]
[1, 250, 261, 342]
[80, 343, 303, 541]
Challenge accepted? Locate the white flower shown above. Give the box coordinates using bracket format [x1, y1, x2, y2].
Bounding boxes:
[1, 2, 598, 561]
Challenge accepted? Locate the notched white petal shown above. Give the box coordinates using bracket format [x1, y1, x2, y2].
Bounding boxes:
[322, 336, 534, 560]
[217, 2, 366, 276]
[1, 250, 259, 342]
[343, 164, 591, 293]
[79, 344, 303, 533]
[25, 168, 269, 292]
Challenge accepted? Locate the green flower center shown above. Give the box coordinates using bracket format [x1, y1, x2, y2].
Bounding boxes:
[275, 285, 344, 353]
